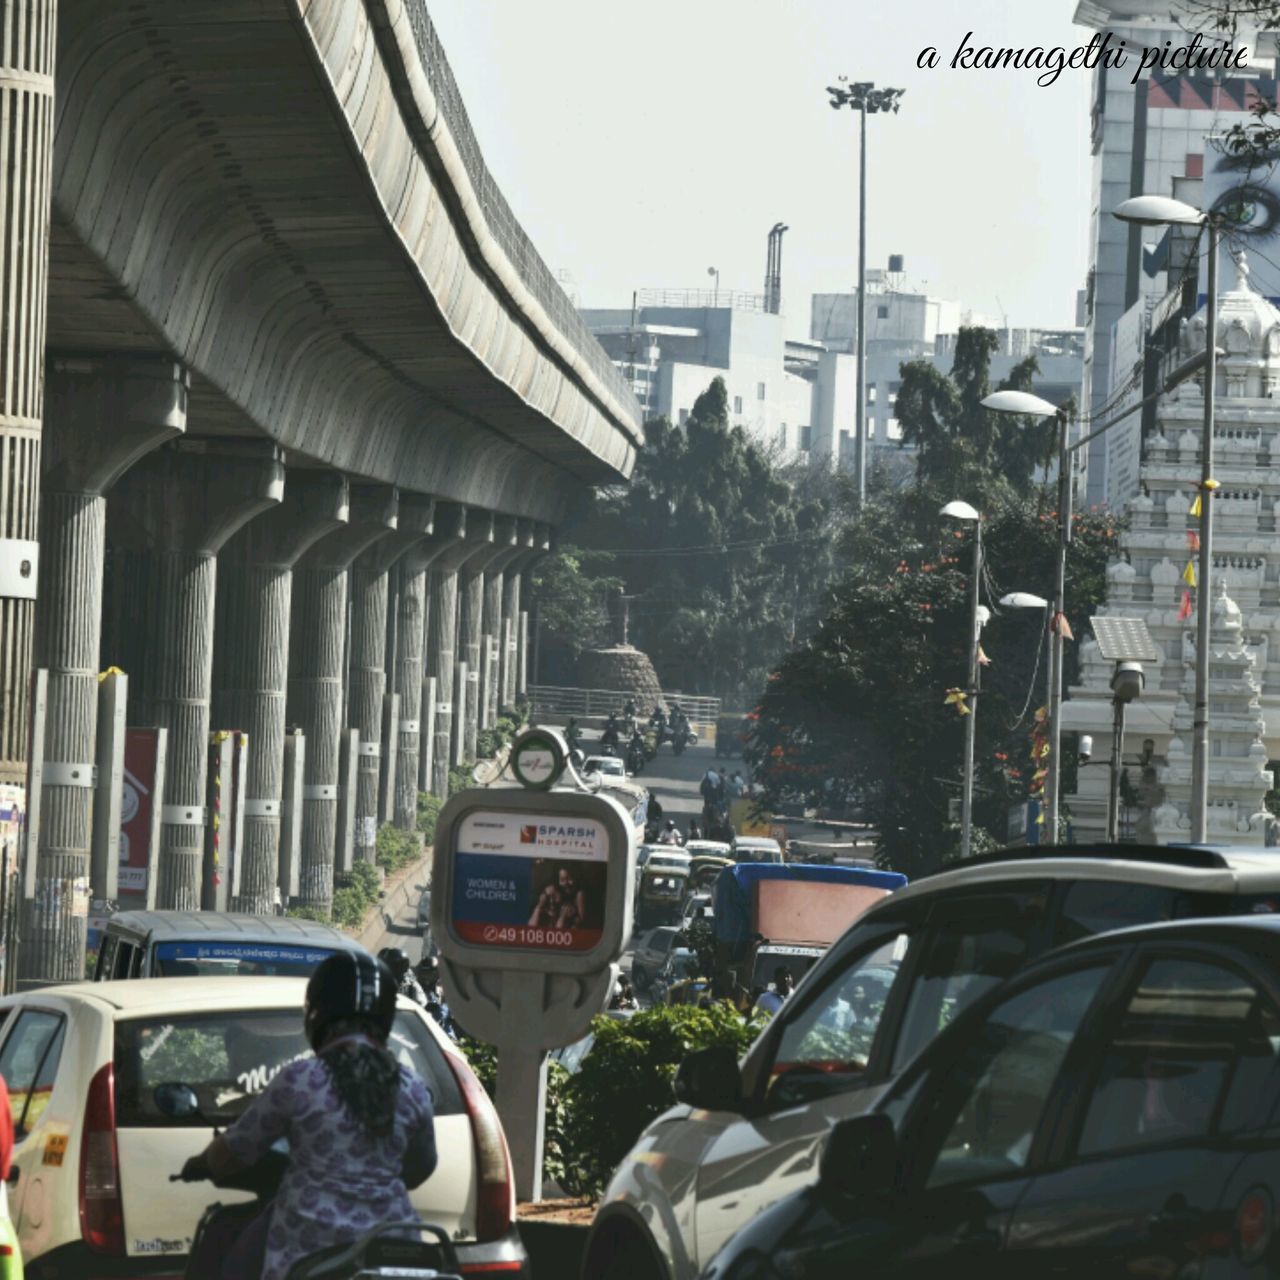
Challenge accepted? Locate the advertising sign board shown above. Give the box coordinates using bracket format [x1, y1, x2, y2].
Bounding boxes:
[119, 729, 159, 897]
[451, 810, 608, 953]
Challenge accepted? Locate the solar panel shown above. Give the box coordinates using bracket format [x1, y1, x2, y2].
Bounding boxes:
[1090, 616, 1159, 663]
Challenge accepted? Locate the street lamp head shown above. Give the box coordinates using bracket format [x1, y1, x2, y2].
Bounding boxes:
[1000, 591, 1049, 609]
[940, 500, 981, 522]
[1110, 661, 1145, 704]
[981, 389, 1063, 419]
[1112, 195, 1204, 227]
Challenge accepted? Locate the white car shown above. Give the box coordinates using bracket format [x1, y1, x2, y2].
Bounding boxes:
[583, 844, 1280, 1280]
[0, 977, 527, 1278]
[583, 755, 626, 778]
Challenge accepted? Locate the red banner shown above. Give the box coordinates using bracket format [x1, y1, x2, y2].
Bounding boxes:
[119, 729, 160, 899]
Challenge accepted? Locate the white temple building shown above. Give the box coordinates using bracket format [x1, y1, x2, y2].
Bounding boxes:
[1062, 257, 1280, 845]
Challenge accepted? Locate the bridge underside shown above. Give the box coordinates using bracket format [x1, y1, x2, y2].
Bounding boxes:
[50, 0, 639, 522]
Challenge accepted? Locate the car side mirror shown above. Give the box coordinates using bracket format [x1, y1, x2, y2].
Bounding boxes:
[819, 1114, 897, 1198]
[673, 1045, 742, 1111]
[154, 1082, 201, 1119]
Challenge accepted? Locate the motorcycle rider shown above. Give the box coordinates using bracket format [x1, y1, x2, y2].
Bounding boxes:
[687, 819, 702, 842]
[626, 726, 647, 774]
[415, 954, 459, 1040]
[565, 717, 583, 752]
[657, 819, 685, 847]
[600, 712, 621, 751]
[378, 946, 427, 1007]
[184, 952, 437, 1280]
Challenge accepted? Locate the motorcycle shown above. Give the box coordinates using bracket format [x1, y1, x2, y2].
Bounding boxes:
[626, 740, 647, 775]
[163, 1084, 461, 1280]
[672, 726, 697, 757]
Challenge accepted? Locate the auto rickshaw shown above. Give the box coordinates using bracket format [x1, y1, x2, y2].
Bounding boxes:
[686, 853, 733, 898]
[637, 862, 689, 929]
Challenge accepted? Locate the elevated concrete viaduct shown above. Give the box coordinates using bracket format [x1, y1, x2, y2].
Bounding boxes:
[0, 0, 641, 981]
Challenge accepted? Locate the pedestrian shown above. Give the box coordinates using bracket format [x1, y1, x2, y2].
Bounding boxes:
[754, 966, 795, 1015]
[687, 819, 702, 842]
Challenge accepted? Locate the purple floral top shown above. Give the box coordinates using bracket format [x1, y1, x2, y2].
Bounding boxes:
[222, 1054, 435, 1280]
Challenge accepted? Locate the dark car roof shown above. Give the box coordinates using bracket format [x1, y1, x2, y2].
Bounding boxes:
[104, 910, 366, 950]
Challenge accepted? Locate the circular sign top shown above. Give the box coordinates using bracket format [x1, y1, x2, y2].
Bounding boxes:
[511, 731, 566, 791]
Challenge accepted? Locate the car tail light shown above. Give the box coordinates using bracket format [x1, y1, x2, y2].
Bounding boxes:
[80, 1062, 125, 1255]
[443, 1052, 514, 1244]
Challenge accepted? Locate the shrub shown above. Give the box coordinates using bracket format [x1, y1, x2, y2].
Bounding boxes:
[375, 822, 422, 875]
[328, 860, 384, 929]
[417, 792, 444, 842]
[286, 904, 331, 924]
[562, 1003, 765, 1195]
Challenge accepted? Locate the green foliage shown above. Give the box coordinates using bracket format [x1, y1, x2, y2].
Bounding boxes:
[897, 327, 1061, 494]
[459, 1003, 766, 1196]
[560, 1003, 765, 1196]
[417, 792, 444, 842]
[286, 904, 331, 924]
[568, 377, 856, 703]
[746, 332, 1121, 879]
[678, 918, 718, 977]
[329, 860, 384, 929]
[531, 547, 622, 658]
[375, 823, 422, 876]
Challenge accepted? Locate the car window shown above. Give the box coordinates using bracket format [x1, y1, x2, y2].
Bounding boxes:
[1052, 881, 1185, 948]
[767, 933, 911, 1098]
[1077, 956, 1273, 1156]
[891, 885, 1051, 1074]
[113, 1007, 462, 1127]
[0, 1010, 67, 1136]
[923, 965, 1110, 1189]
[95, 935, 117, 981]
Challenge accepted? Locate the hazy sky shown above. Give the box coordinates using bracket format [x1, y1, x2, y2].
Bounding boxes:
[426, 1, 1094, 335]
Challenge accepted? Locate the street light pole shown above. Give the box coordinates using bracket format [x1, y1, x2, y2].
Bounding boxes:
[960, 514, 981, 860]
[1046, 407, 1071, 845]
[1190, 219, 1220, 842]
[1111, 194, 1223, 842]
[827, 81, 904, 509]
[855, 103, 868, 507]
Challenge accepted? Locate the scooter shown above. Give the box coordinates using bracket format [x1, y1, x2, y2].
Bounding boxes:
[175, 1155, 463, 1280]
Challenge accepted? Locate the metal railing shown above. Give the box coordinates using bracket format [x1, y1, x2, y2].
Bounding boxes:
[529, 685, 721, 724]
[636, 289, 768, 313]
[400, 1, 639, 420]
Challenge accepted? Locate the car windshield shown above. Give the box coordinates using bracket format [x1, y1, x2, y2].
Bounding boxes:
[150, 941, 343, 978]
[113, 1008, 461, 1127]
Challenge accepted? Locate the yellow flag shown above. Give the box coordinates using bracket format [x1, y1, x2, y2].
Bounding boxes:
[1183, 561, 1197, 587]
[1189, 495, 1202, 517]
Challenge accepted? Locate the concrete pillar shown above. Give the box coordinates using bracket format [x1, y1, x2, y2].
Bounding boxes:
[213, 473, 349, 915]
[456, 513, 496, 762]
[0, 0, 56, 785]
[481, 518, 520, 728]
[424, 504, 470, 797]
[393, 512, 465, 829]
[23, 358, 185, 982]
[349, 495, 432, 865]
[498, 522, 537, 713]
[288, 485, 396, 910]
[106, 442, 285, 910]
[517, 525, 553, 698]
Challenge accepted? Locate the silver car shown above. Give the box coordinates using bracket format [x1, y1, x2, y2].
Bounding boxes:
[583, 844, 1280, 1280]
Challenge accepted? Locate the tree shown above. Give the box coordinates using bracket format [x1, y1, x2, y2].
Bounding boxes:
[571, 378, 855, 703]
[896, 327, 1059, 493]
[528, 548, 621, 683]
[746, 490, 1118, 876]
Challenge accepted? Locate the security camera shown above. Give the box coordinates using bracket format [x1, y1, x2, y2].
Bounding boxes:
[1079, 735, 1093, 763]
[1111, 661, 1145, 704]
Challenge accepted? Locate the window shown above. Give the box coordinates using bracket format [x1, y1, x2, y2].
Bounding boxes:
[799, 425, 813, 452]
[0, 1010, 67, 1136]
[867, 386, 877, 404]
[923, 965, 1109, 1188]
[733, 396, 743, 415]
[113, 1008, 462, 1128]
[1052, 881, 1186, 948]
[891, 885, 1051, 1073]
[767, 933, 912, 1101]
[757, 382, 766, 400]
[1077, 957, 1276, 1156]
[877, 305, 890, 319]
[887, 418, 903, 441]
